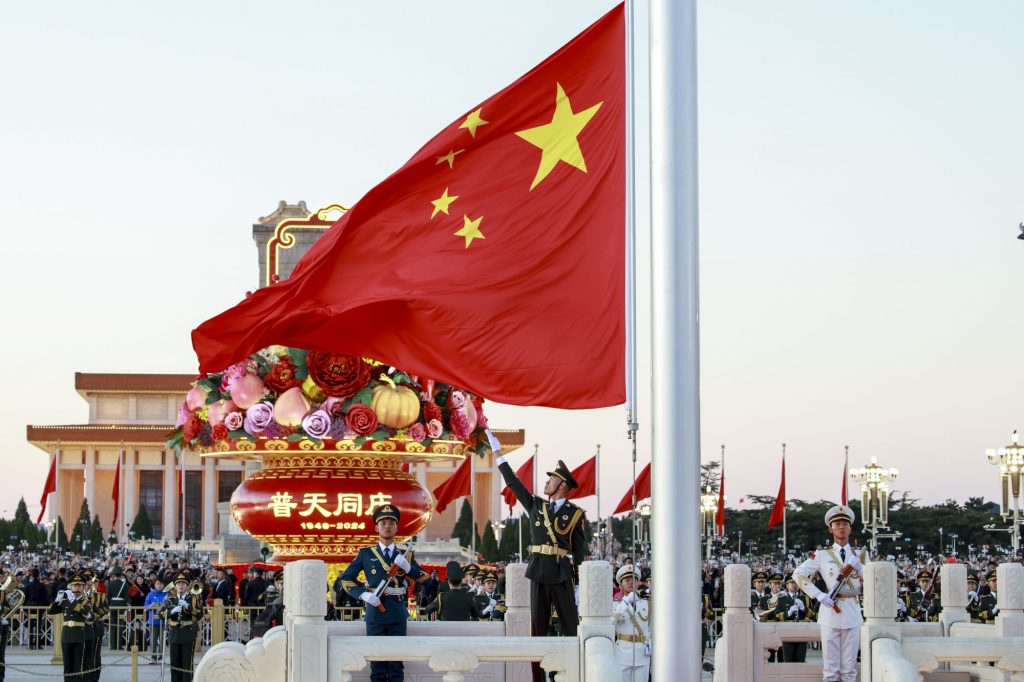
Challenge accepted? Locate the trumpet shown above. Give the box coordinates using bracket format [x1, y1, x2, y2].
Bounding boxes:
[0, 573, 25, 621]
[190, 580, 204, 597]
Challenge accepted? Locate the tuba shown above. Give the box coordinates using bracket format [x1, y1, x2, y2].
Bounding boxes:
[0, 573, 26, 621]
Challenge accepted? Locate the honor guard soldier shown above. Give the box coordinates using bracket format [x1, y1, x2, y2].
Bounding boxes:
[496, 456, 588, 682]
[339, 504, 429, 682]
[966, 572, 982, 622]
[163, 572, 204, 682]
[479, 572, 506, 620]
[760, 574, 786, 662]
[421, 562, 484, 621]
[612, 564, 650, 682]
[48, 571, 95, 682]
[793, 504, 866, 682]
[779, 574, 808, 662]
[976, 572, 998, 624]
[750, 571, 770, 615]
[106, 566, 128, 650]
[908, 570, 939, 622]
[86, 571, 108, 682]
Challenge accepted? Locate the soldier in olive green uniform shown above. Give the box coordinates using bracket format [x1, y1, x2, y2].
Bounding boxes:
[48, 572, 95, 682]
[778, 574, 808, 662]
[976, 572, 999, 624]
[162, 573, 205, 682]
[750, 571, 771, 616]
[966, 572, 982, 623]
[908, 570, 939, 622]
[87, 572, 109, 681]
[421, 562, 485, 621]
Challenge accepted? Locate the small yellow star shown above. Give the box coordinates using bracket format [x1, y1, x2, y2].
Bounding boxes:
[430, 188, 459, 219]
[435, 149, 465, 169]
[515, 83, 602, 190]
[454, 214, 485, 248]
[459, 108, 489, 138]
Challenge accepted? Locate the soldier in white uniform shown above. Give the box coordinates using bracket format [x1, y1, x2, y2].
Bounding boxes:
[611, 564, 650, 682]
[793, 504, 866, 682]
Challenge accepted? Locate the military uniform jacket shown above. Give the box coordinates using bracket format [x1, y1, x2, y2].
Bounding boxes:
[475, 591, 506, 620]
[340, 545, 428, 625]
[86, 591, 107, 640]
[164, 593, 205, 644]
[612, 596, 651, 661]
[48, 595, 94, 644]
[977, 592, 998, 623]
[107, 578, 129, 608]
[497, 461, 588, 585]
[908, 589, 939, 622]
[422, 587, 484, 621]
[793, 545, 866, 629]
[750, 589, 770, 615]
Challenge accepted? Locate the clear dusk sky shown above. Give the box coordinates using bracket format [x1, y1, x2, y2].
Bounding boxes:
[1, 1, 1021, 525]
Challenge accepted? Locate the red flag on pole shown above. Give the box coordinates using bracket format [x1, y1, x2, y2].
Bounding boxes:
[613, 461, 650, 515]
[768, 456, 786, 529]
[111, 456, 121, 531]
[566, 455, 597, 499]
[190, 5, 626, 410]
[433, 456, 473, 513]
[37, 454, 57, 524]
[502, 455, 535, 513]
[715, 467, 726, 535]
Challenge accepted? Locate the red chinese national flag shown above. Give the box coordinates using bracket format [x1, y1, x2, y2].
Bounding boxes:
[502, 455, 534, 513]
[768, 456, 786, 529]
[566, 455, 597, 500]
[37, 454, 57, 524]
[613, 461, 650, 515]
[715, 468, 725, 535]
[433, 456, 472, 514]
[191, 5, 626, 409]
[111, 456, 121, 531]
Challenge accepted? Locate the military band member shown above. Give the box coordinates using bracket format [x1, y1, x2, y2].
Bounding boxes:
[779, 574, 808, 662]
[793, 504, 866, 682]
[760, 574, 786, 662]
[497, 456, 588, 682]
[163, 572, 204, 682]
[421, 562, 484, 622]
[86, 572, 108, 682]
[908, 570, 939, 622]
[611, 564, 650, 682]
[966, 572, 981, 623]
[479, 572, 506, 621]
[48, 572, 95, 682]
[976, 573, 998, 624]
[339, 504, 429, 682]
[750, 571, 770, 615]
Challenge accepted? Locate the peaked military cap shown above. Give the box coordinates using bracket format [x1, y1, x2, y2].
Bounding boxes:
[372, 504, 401, 524]
[824, 504, 855, 527]
[173, 572, 190, 585]
[987, 572, 998, 582]
[463, 563, 480, 577]
[616, 564, 636, 583]
[752, 571, 768, 582]
[967, 572, 979, 584]
[483, 571, 498, 584]
[68, 572, 87, 587]
[769, 573, 784, 584]
[445, 561, 464, 582]
[546, 460, 579, 489]
[784, 573, 797, 584]
[917, 570, 933, 581]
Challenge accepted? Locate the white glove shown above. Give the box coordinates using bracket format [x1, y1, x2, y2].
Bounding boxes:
[55, 592, 66, 603]
[623, 591, 638, 605]
[488, 598, 498, 607]
[1, 618, 8, 626]
[817, 594, 835, 610]
[360, 592, 382, 608]
[992, 607, 1000, 616]
[574, 586, 580, 607]
[847, 554, 864, 573]
[393, 554, 411, 572]
[170, 606, 182, 615]
[482, 604, 494, 615]
[968, 591, 978, 601]
[787, 605, 799, 617]
[896, 600, 907, 613]
[178, 598, 187, 608]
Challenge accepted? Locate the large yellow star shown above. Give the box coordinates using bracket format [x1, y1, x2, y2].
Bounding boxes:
[435, 149, 465, 169]
[515, 83, 602, 190]
[459, 108, 489, 138]
[430, 187, 459, 219]
[454, 214, 485, 248]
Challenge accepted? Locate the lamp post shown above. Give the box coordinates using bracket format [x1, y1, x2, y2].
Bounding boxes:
[849, 456, 899, 554]
[638, 503, 652, 563]
[949, 532, 958, 557]
[700, 486, 719, 561]
[986, 430, 1024, 558]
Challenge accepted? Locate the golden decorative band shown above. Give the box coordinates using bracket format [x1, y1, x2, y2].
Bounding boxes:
[616, 633, 645, 643]
[529, 544, 569, 557]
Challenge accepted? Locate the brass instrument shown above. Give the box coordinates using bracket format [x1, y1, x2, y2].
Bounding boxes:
[0, 572, 26, 621]
[190, 580, 204, 597]
[757, 593, 780, 622]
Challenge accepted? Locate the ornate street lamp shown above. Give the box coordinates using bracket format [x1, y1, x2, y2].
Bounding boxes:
[700, 486, 719, 561]
[849, 456, 899, 553]
[638, 503, 652, 563]
[986, 430, 1024, 557]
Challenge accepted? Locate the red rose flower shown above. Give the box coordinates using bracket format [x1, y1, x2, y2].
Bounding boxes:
[422, 401, 442, 424]
[345, 403, 379, 436]
[264, 356, 301, 394]
[183, 413, 202, 441]
[211, 424, 228, 442]
[307, 352, 372, 399]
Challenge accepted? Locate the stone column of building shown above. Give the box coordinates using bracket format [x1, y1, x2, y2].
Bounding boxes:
[84, 450, 96, 519]
[204, 458, 216, 539]
[124, 450, 137, 538]
[163, 450, 177, 539]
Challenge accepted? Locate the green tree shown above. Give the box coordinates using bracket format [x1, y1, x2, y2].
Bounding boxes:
[451, 499, 480, 549]
[130, 505, 155, 540]
[701, 460, 721, 494]
[89, 515, 105, 552]
[55, 516, 69, 550]
[497, 516, 519, 561]
[479, 522, 499, 562]
[69, 499, 92, 553]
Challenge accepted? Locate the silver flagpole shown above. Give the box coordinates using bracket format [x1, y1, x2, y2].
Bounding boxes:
[470, 453, 476, 559]
[650, 0, 700, 677]
[55, 440, 61, 548]
[595, 444, 601, 558]
[782, 443, 787, 558]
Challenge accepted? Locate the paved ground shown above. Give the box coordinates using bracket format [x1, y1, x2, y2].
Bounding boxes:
[1, 651, 206, 681]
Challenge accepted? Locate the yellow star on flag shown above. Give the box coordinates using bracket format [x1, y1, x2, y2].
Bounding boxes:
[430, 188, 459, 219]
[435, 149, 465, 169]
[515, 83, 602, 190]
[459, 108, 489, 138]
[454, 214, 485, 248]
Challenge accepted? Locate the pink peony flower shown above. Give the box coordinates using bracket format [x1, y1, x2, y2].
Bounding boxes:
[220, 362, 249, 392]
[224, 411, 244, 431]
[407, 422, 426, 442]
[426, 419, 443, 439]
[449, 409, 471, 439]
[301, 410, 332, 439]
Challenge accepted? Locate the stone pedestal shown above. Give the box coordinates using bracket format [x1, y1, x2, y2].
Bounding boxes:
[718, 564, 753, 681]
[995, 562, 1024, 637]
[285, 560, 328, 682]
[504, 563, 531, 682]
[939, 563, 969, 634]
[861, 561, 899, 678]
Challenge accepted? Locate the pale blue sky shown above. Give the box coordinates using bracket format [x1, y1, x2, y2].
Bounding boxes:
[1, 1, 1021, 524]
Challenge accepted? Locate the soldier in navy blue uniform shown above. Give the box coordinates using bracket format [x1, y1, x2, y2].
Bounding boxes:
[497, 457, 588, 682]
[339, 504, 429, 682]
